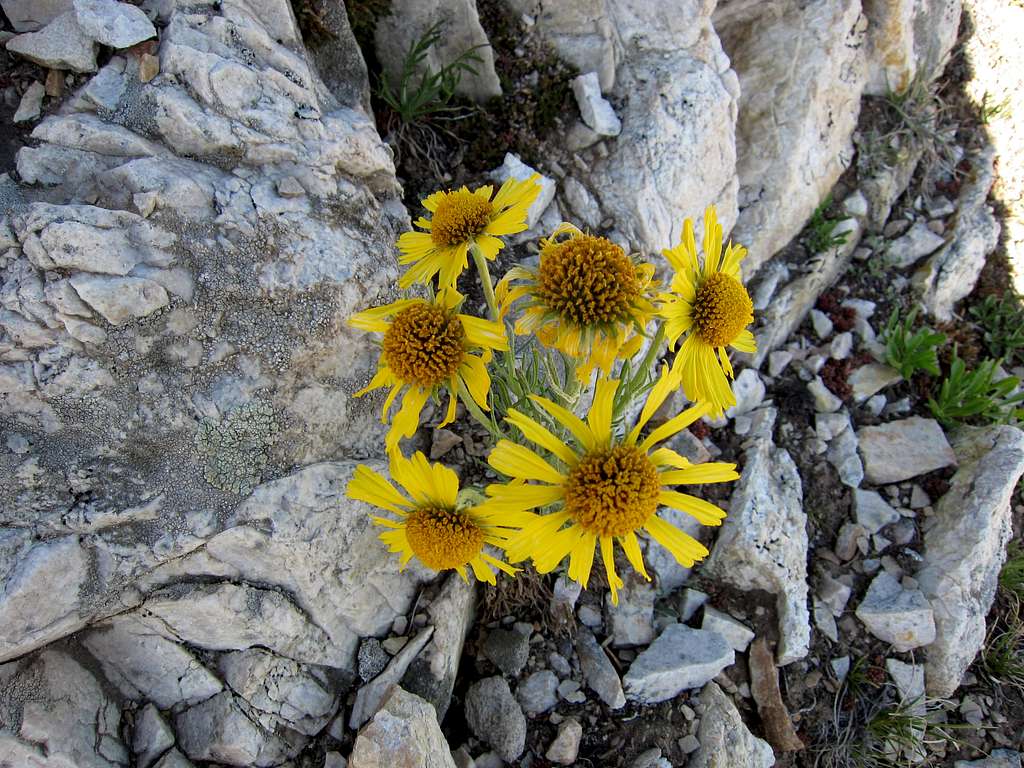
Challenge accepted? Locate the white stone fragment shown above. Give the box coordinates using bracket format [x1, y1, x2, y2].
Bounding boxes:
[810, 309, 833, 339]
[623, 624, 734, 704]
[854, 489, 900, 534]
[886, 220, 946, 268]
[73, 0, 156, 47]
[855, 571, 935, 652]
[13, 81, 45, 123]
[850, 363, 901, 402]
[858, 417, 956, 484]
[491, 153, 555, 229]
[701, 607, 755, 652]
[6, 11, 97, 72]
[571, 71, 621, 136]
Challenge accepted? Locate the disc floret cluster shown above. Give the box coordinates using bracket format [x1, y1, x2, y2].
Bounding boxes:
[347, 176, 757, 604]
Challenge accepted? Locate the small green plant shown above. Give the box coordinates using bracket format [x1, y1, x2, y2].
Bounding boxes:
[969, 294, 1024, 365]
[376, 21, 484, 125]
[927, 349, 1024, 428]
[980, 599, 1024, 694]
[859, 697, 969, 766]
[1000, 541, 1024, 601]
[979, 91, 1011, 125]
[883, 307, 945, 380]
[806, 195, 851, 253]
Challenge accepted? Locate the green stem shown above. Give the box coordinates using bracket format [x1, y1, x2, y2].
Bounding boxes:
[469, 242, 500, 323]
[457, 379, 502, 441]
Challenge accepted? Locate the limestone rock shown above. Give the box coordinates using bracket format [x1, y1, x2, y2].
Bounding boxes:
[854, 489, 900, 534]
[858, 417, 956, 483]
[917, 147, 1000, 321]
[546, 718, 583, 765]
[855, 572, 936, 652]
[350, 627, 434, 729]
[606, 576, 656, 647]
[704, 408, 810, 664]
[465, 677, 527, 763]
[517, 670, 559, 716]
[886, 220, 946, 268]
[13, 82, 45, 123]
[82, 613, 223, 708]
[0, 648, 128, 768]
[374, 0, 501, 103]
[6, 12, 97, 72]
[174, 691, 300, 767]
[69, 274, 169, 325]
[917, 426, 1024, 696]
[571, 72, 621, 136]
[132, 704, 175, 768]
[850, 363, 902, 402]
[689, 682, 775, 768]
[482, 627, 530, 677]
[623, 624, 734, 704]
[701, 606, 754, 652]
[219, 648, 339, 736]
[716, 0, 867, 272]
[73, 0, 156, 48]
[576, 628, 626, 709]
[954, 750, 1022, 768]
[490, 153, 555, 230]
[349, 687, 456, 768]
[1, 0, 72, 31]
[864, 0, 962, 95]
[400, 574, 476, 719]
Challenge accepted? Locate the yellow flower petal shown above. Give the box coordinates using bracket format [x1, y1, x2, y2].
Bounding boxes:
[488, 440, 566, 485]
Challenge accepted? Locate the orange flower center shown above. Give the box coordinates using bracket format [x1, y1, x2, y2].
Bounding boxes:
[692, 272, 753, 347]
[537, 235, 641, 326]
[564, 445, 660, 537]
[431, 190, 494, 246]
[405, 506, 485, 570]
[382, 303, 465, 387]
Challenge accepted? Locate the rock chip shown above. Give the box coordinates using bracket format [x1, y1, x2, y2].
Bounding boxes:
[1, 0, 72, 31]
[826, 415, 864, 488]
[133, 703, 175, 768]
[175, 691, 296, 767]
[74, 0, 156, 48]
[0, 649, 129, 768]
[701, 607, 754, 652]
[517, 670, 559, 716]
[704, 408, 810, 664]
[13, 81, 45, 123]
[571, 71, 621, 136]
[6, 11, 97, 71]
[917, 426, 1024, 696]
[350, 627, 434, 729]
[808, 377, 843, 412]
[482, 627, 529, 677]
[607, 577, 656, 647]
[349, 686, 456, 768]
[464, 677, 527, 763]
[623, 624, 734, 704]
[401, 574, 475, 719]
[886, 220, 946, 268]
[854, 489, 901, 534]
[855, 572, 935, 652]
[576, 628, 626, 709]
[849, 363, 901, 402]
[858, 417, 956, 484]
[688, 682, 775, 768]
[546, 718, 583, 765]
[886, 659, 924, 709]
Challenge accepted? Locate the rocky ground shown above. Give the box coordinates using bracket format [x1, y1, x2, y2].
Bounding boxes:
[2, 0, 1024, 767]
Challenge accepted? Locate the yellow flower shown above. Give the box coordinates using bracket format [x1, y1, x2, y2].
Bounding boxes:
[659, 206, 756, 417]
[497, 225, 658, 382]
[397, 176, 542, 290]
[347, 452, 520, 583]
[349, 287, 507, 454]
[483, 367, 738, 604]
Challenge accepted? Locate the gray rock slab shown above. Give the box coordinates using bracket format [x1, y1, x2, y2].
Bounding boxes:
[854, 489, 900, 534]
[688, 682, 775, 768]
[73, 0, 155, 47]
[6, 11, 97, 71]
[349, 686, 456, 768]
[576, 628, 626, 709]
[133, 703, 175, 768]
[623, 624, 734, 704]
[701, 607, 754, 652]
[917, 426, 1024, 696]
[855, 571, 935, 652]
[858, 417, 956, 484]
[517, 670, 559, 716]
[465, 677, 526, 763]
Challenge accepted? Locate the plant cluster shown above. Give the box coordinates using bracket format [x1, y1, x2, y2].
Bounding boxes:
[881, 306, 1024, 428]
[806, 195, 852, 254]
[345, 177, 758, 604]
[969, 294, 1024, 365]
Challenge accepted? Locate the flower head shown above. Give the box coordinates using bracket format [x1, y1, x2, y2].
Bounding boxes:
[349, 287, 507, 454]
[347, 452, 520, 583]
[397, 176, 542, 290]
[659, 206, 756, 417]
[498, 225, 658, 381]
[482, 367, 738, 604]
